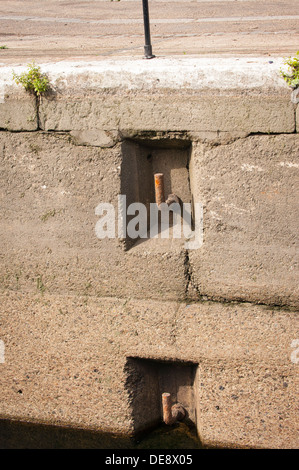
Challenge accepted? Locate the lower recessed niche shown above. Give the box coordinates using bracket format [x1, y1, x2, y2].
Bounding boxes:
[124, 356, 198, 434]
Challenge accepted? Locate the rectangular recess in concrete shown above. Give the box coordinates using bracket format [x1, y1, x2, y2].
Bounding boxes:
[121, 137, 192, 250]
[124, 356, 198, 435]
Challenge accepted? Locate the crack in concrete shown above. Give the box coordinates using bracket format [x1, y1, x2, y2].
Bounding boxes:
[184, 249, 201, 300]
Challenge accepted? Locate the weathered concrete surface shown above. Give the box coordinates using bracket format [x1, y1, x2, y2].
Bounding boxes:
[40, 92, 295, 135]
[175, 302, 298, 449]
[0, 291, 298, 448]
[38, 58, 296, 136]
[0, 131, 186, 301]
[189, 134, 299, 308]
[0, 57, 298, 449]
[0, 57, 296, 133]
[0, 86, 37, 131]
[0, 130, 298, 307]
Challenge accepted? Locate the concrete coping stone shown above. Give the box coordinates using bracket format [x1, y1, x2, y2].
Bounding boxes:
[0, 57, 293, 98]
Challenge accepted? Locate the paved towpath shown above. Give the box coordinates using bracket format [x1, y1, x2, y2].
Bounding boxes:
[0, 0, 298, 64]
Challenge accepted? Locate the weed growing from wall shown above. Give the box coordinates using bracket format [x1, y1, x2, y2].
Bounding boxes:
[12, 62, 49, 97]
[280, 51, 299, 88]
[12, 62, 50, 128]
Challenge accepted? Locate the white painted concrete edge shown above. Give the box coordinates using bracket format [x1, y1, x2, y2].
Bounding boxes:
[0, 57, 291, 102]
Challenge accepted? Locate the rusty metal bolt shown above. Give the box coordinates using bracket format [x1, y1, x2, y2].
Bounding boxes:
[154, 173, 180, 210]
[154, 173, 165, 208]
[162, 392, 186, 425]
[162, 392, 173, 425]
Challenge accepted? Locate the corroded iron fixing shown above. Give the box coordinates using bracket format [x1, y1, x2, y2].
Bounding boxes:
[154, 173, 165, 207]
[162, 392, 186, 425]
[154, 173, 180, 209]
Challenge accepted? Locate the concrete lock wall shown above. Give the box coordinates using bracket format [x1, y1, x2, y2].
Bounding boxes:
[0, 58, 298, 449]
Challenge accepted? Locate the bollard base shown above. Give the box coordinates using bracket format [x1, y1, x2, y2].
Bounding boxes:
[144, 45, 155, 59]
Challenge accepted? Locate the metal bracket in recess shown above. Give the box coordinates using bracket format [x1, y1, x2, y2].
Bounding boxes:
[154, 173, 181, 210]
[162, 392, 186, 425]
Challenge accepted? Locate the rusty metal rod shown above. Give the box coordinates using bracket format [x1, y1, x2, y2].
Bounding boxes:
[154, 173, 181, 209]
[162, 392, 186, 425]
[162, 393, 173, 425]
[154, 173, 165, 208]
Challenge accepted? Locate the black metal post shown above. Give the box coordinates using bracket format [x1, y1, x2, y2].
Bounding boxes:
[142, 0, 155, 58]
